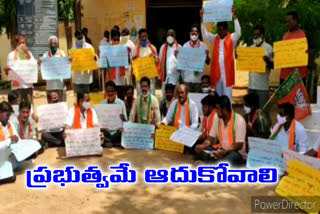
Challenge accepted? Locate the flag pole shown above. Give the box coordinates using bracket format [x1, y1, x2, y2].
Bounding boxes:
[260, 92, 276, 113]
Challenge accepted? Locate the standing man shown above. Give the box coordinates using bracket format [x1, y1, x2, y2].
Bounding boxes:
[162, 84, 199, 129]
[132, 29, 159, 95]
[280, 11, 308, 84]
[129, 77, 161, 125]
[100, 30, 110, 46]
[72, 30, 95, 94]
[5, 34, 35, 104]
[41, 36, 67, 102]
[82, 27, 93, 45]
[201, 7, 241, 102]
[182, 25, 210, 93]
[121, 28, 136, 86]
[248, 25, 273, 108]
[159, 29, 181, 92]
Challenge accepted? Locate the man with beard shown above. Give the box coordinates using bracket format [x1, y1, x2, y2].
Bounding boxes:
[160, 83, 175, 118]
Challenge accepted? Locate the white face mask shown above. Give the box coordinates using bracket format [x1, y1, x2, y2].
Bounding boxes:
[142, 92, 149, 98]
[253, 37, 263, 46]
[76, 37, 85, 48]
[167, 36, 175, 44]
[277, 114, 287, 125]
[202, 87, 210, 93]
[244, 106, 251, 114]
[190, 34, 198, 41]
[82, 101, 91, 110]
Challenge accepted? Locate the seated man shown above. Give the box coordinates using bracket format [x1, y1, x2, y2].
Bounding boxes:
[129, 77, 161, 125]
[195, 96, 246, 166]
[270, 103, 308, 154]
[200, 75, 214, 94]
[305, 137, 320, 158]
[124, 85, 135, 118]
[41, 91, 66, 147]
[243, 93, 271, 152]
[101, 81, 127, 148]
[162, 84, 199, 129]
[0, 101, 19, 184]
[160, 83, 175, 118]
[8, 90, 21, 120]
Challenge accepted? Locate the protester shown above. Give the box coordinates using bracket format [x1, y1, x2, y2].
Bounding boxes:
[124, 85, 135, 118]
[269, 103, 309, 154]
[132, 29, 159, 95]
[200, 75, 214, 94]
[181, 25, 210, 93]
[101, 81, 127, 148]
[195, 96, 246, 166]
[305, 137, 320, 158]
[100, 30, 110, 46]
[121, 28, 135, 86]
[129, 77, 161, 125]
[41, 35, 67, 102]
[160, 83, 175, 118]
[248, 25, 273, 108]
[5, 34, 35, 104]
[201, 7, 241, 102]
[82, 27, 93, 45]
[162, 84, 199, 129]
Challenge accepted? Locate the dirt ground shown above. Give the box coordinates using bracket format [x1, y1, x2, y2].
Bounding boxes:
[0, 88, 282, 214]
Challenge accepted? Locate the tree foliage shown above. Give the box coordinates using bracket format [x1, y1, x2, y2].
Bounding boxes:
[58, 0, 74, 21]
[0, 0, 16, 37]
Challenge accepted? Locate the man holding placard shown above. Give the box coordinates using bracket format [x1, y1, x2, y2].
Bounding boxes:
[100, 81, 127, 148]
[248, 25, 273, 108]
[129, 77, 161, 125]
[5, 34, 35, 104]
[195, 96, 246, 166]
[40, 35, 68, 102]
[305, 137, 320, 158]
[132, 29, 159, 95]
[201, 6, 241, 102]
[181, 25, 210, 93]
[162, 84, 199, 129]
[270, 103, 309, 154]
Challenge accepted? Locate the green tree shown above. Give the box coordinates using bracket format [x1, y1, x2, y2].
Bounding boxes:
[59, 0, 74, 50]
[0, 0, 17, 48]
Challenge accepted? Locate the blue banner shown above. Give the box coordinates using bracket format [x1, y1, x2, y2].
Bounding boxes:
[177, 47, 206, 72]
[203, 0, 233, 23]
[99, 45, 129, 68]
[41, 57, 71, 80]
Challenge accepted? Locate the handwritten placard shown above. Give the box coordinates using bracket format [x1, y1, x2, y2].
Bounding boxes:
[89, 92, 105, 107]
[10, 140, 41, 162]
[69, 48, 98, 71]
[188, 93, 207, 116]
[41, 57, 71, 80]
[93, 104, 123, 130]
[282, 149, 320, 171]
[36, 102, 68, 131]
[247, 137, 284, 173]
[274, 38, 308, 69]
[155, 125, 184, 153]
[9, 59, 38, 83]
[170, 126, 201, 147]
[132, 56, 158, 81]
[65, 128, 102, 157]
[203, 0, 233, 23]
[121, 122, 155, 150]
[99, 45, 129, 68]
[276, 160, 320, 214]
[236, 47, 266, 73]
[0, 148, 14, 180]
[177, 47, 206, 72]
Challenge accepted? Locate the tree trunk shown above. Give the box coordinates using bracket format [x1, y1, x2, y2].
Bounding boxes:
[64, 19, 73, 50]
[74, 0, 82, 31]
[9, 14, 17, 50]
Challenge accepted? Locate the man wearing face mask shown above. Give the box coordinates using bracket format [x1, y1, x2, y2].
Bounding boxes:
[200, 75, 214, 94]
[248, 26, 273, 108]
[72, 30, 95, 94]
[132, 29, 159, 95]
[200, 7, 241, 103]
[129, 77, 161, 125]
[181, 25, 210, 93]
[195, 96, 246, 166]
[159, 29, 181, 91]
[5, 34, 35, 104]
[41, 91, 67, 147]
[101, 81, 127, 148]
[162, 84, 199, 129]
[270, 103, 308, 154]
[40, 35, 67, 102]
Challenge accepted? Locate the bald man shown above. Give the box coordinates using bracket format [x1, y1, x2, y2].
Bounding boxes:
[40, 36, 67, 102]
[162, 84, 199, 129]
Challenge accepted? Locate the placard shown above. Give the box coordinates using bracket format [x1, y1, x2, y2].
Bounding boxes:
[69, 48, 98, 71]
[177, 47, 206, 72]
[132, 56, 158, 81]
[9, 60, 38, 84]
[203, 0, 233, 23]
[41, 57, 71, 80]
[236, 47, 266, 73]
[155, 125, 184, 153]
[93, 104, 123, 130]
[99, 45, 129, 68]
[37, 102, 68, 131]
[170, 126, 201, 147]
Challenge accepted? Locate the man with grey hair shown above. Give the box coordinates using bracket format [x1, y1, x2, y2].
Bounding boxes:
[40, 35, 67, 102]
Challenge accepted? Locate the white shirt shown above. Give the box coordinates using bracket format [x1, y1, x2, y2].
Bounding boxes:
[270, 121, 309, 154]
[72, 42, 94, 84]
[0, 122, 20, 150]
[65, 106, 99, 129]
[7, 50, 35, 89]
[249, 42, 273, 91]
[100, 38, 110, 46]
[201, 19, 241, 81]
[125, 39, 136, 59]
[159, 43, 181, 85]
[182, 41, 208, 83]
[162, 98, 199, 129]
[313, 137, 320, 152]
[132, 43, 158, 58]
[42, 49, 66, 90]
